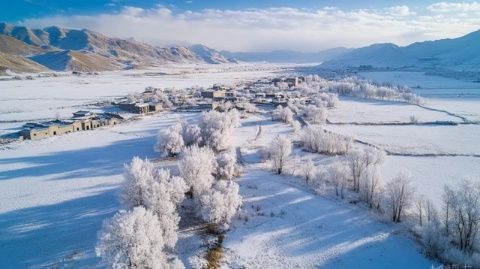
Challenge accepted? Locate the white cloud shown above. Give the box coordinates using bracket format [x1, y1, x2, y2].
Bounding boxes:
[387, 5, 414, 16]
[427, 1, 480, 12]
[21, 5, 480, 52]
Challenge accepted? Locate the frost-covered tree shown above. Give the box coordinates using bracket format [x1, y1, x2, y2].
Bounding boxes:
[96, 207, 184, 269]
[198, 180, 242, 230]
[144, 169, 188, 249]
[415, 194, 437, 227]
[385, 172, 415, 223]
[328, 162, 349, 199]
[303, 105, 327, 124]
[266, 135, 292, 174]
[198, 110, 240, 151]
[272, 105, 294, 124]
[178, 145, 217, 195]
[301, 159, 316, 184]
[300, 125, 351, 155]
[121, 157, 187, 250]
[121, 157, 157, 209]
[216, 149, 239, 180]
[442, 180, 480, 253]
[346, 147, 385, 192]
[155, 122, 185, 157]
[181, 122, 202, 147]
[360, 167, 383, 209]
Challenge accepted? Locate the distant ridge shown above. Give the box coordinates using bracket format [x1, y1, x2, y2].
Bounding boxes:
[221, 47, 352, 63]
[0, 22, 236, 73]
[321, 30, 480, 73]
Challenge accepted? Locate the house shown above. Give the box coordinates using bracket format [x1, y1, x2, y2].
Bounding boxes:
[19, 112, 124, 140]
[73, 110, 94, 118]
[20, 120, 75, 140]
[119, 102, 150, 114]
[148, 102, 163, 112]
[201, 90, 225, 99]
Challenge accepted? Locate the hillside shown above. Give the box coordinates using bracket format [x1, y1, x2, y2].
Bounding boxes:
[30, 50, 121, 72]
[190, 44, 237, 64]
[321, 30, 480, 72]
[0, 51, 47, 74]
[222, 47, 352, 63]
[0, 35, 46, 56]
[0, 22, 235, 73]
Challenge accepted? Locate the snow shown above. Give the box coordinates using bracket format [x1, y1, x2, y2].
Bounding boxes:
[381, 156, 480, 206]
[222, 166, 435, 269]
[1, 65, 475, 268]
[325, 124, 480, 155]
[0, 112, 194, 268]
[329, 97, 460, 123]
[0, 64, 278, 135]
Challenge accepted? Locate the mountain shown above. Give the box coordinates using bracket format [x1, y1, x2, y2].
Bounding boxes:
[0, 35, 46, 56]
[221, 47, 352, 63]
[0, 22, 235, 73]
[30, 50, 121, 72]
[190, 44, 237, 64]
[321, 30, 480, 72]
[0, 51, 47, 74]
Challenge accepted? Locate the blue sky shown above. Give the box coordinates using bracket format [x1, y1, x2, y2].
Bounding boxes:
[1, 0, 449, 22]
[6, 1, 480, 51]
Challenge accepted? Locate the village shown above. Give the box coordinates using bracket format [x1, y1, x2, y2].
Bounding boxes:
[9, 76, 309, 141]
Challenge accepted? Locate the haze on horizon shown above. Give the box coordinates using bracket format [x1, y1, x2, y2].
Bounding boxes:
[5, 0, 480, 52]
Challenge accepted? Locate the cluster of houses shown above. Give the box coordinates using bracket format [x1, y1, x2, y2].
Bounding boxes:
[20, 111, 123, 140]
[14, 76, 307, 141]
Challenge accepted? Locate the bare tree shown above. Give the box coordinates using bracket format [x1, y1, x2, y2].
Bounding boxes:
[442, 180, 480, 253]
[386, 172, 415, 223]
[328, 162, 349, 199]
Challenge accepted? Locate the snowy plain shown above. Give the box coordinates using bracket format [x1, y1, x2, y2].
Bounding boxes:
[0, 66, 478, 268]
[0, 64, 281, 135]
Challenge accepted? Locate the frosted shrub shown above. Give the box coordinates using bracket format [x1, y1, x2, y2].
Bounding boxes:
[198, 110, 240, 151]
[303, 105, 327, 124]
[300, 125, 351, 155]
[216, 149, 239, 180]
[178, 145, 217, 195]
[155, 122, 185, 157]
[96, 207, 184, 269]
[301, 159, 316, 184]
[272, 105, 294, 124]
[198, 180, 242, 230]
[266, 135, 292, 174]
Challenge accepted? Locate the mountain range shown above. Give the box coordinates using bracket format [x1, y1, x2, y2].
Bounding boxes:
[221, 47, 352, 63]
[0, 22, 236, 74]
[321, 30, 480, 73]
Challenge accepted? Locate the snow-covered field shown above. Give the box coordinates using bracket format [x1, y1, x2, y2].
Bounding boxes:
[224, 167, 433, 269]
[0, 112, 195, 268]
[0, 64, 279, 135]
[328, 97, 460, 124]
[325, 124, 480, 155]
[1, 66, 478, 268]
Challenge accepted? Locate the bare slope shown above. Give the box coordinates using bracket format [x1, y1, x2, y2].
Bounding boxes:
[30, 50, 121, 72]
[0, 51, 47, 74]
